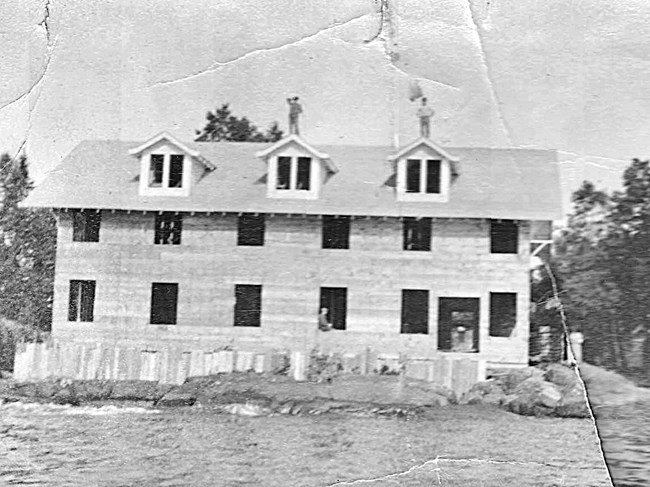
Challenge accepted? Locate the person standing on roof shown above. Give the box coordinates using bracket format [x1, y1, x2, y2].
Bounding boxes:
[416, 97, 435, 138]
[287, 96, 302, 135]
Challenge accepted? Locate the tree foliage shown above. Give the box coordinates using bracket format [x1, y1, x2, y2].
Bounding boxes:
[0, 153, 56, 335]
[556, 161, 650, 371]
[194, 104, 283, 142]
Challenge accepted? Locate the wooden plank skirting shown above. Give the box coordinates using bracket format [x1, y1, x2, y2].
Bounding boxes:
[13, 340, 486, 395]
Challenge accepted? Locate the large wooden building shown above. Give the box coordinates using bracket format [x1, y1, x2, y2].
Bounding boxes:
[24, 129, 562, 367]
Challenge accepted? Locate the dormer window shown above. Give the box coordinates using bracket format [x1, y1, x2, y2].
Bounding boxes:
[148, 154, 184, 189]
[391, 140, 457, 203]
[276, 156, 311, 191]
[255, 135, 336, 200]
[131, 132, 216, 198]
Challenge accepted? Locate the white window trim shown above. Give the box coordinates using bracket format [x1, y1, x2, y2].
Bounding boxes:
[139, 152, 191, 197]
[268, 155, 319, 200]
[396, 156, 450, 203]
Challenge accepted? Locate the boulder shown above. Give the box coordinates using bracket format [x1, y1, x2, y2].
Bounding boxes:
[544, 364, 579, 388]
[70, 380, 113, 401]
[493, 367, 545, 394]
[52, 387, 80, 406]
[156, 389, 196, 407]
[555, 383, 590, 418]
[109, 380, 171, 402]
[460, 379, 506, 406]
[506, 377, 562, 416]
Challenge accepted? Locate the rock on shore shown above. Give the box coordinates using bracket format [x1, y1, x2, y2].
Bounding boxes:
[459, 363, 590, 418]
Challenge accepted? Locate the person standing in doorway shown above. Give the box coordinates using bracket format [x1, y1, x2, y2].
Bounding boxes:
[318, 307, 332, 331]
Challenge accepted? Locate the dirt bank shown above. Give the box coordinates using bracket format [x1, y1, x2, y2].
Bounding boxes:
[0, 363, 594, 419]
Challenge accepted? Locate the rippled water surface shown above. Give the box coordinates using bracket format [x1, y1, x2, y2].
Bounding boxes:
[594, 400, 650, 487]
[0, 402, 610, 486]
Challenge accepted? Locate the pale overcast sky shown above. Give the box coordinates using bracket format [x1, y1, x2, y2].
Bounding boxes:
[1, 0, 648, 198]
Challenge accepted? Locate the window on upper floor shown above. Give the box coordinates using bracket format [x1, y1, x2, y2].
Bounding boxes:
[489, 292, 517, 337]
[150, 282, 178, 325]
[403, 217, 431, 251]
[490, 220, 518, 254]
[154, 213, 182, 245]
[406, 159, 441, 194]
[68, 280, 96, 322]
[234, 284, 262, 327]
[238, 214, 265, 246]
[149, 154, 184, 189]
[322, 216, 350, 249]
[275, 156, 311, 191]
[72, 210, 101, 242]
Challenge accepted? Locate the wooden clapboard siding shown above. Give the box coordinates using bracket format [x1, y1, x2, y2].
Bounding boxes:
[52, 211, 531, 365]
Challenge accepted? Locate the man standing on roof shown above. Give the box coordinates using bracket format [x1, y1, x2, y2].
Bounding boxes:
[287, 96, 302, 135]
[416, 97, 435, 138]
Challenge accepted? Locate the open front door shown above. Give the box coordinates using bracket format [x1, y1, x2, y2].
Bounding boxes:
[438, 298, 480, 353]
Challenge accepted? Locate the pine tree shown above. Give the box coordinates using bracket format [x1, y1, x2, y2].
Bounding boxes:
[0, 153, 56, 334]
[194, 104, 283, 142]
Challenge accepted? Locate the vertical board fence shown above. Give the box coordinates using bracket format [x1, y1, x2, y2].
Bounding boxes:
[13, 340, 486, 395]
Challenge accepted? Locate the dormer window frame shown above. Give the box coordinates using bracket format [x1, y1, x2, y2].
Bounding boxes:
[256, 135, 336, 201]
[130, 132, 215, 199]
[391, 140, 458, 204]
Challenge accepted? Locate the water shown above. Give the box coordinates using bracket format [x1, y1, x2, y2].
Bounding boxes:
[594, 400, 650, 487]
[0, 401, 611, 486]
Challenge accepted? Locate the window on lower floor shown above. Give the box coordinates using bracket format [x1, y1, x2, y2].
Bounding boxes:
[401, 290, 429, 334]
[437, 297, 479, 353]
[490, 220, 518, 254]
[68, 280, 96, 322]
[319, 287, 347, 330]
[234, 284, 262, 327]
[237, 214, 265, 246]
[322, 215, 350, 249]
[72, 210, 101, 242]
[154, 213, 182, 245]
[150, 283, 178, 325]
[490, 292, 517, 337]
[403, 217, 431, 251]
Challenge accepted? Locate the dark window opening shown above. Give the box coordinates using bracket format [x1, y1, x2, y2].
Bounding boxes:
[150, 283, 178, 325]
[490, 292, 517, 337]
[426, 159, 441, 194]
[401, 290, 429, 334]
[68, 280, 95, 322]
[72, 210, 101, 242]
[238, 214, 265, 246]
[320, 287, 347, 330]
[438, 297, 479, 353]
[169, 155, 184, 188]
[154, 213, 182, 245]
[296, 157, 311, 190]
[322, 216, 350, 249]
[490, 220, 519, 254]
[277, 156, 291, 190]
[406, 159, 421, 193]
[403, 218, 431, 251]
[150, 154, 164, 187]
[234, 284, 262, 327]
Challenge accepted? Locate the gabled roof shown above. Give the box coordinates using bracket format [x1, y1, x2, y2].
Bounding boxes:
[23, 140, 564, 221]
[255, 135, 337, 173]
[128, 132, 216, 170]
[387, 138, 460, 162]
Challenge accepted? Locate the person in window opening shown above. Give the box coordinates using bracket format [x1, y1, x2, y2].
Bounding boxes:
[287, 97, 302, 135]
[416, 97, 435, 138]
[318, 307, 333, 331]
